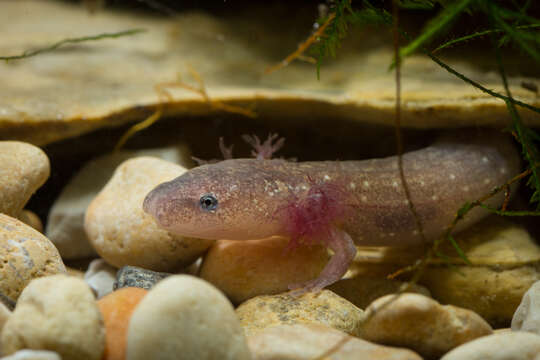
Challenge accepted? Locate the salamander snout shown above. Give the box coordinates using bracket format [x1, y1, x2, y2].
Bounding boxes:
[143, 180, 179, 228]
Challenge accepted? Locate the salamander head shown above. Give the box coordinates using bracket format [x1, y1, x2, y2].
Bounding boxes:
[143, 159, 285, 240]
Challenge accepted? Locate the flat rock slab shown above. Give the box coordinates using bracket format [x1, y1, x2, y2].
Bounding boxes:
[1, 1, 539, 146]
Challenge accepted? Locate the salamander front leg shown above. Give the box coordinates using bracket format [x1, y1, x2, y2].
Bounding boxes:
[288, 228, 356, 296]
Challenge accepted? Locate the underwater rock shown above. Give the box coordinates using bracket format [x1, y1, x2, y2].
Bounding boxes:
[46, 146, 191, 260]
[236, 290, 365, 337]
[98, 287, 147, 360]
[360, 293, 492, 359]
[200, 236, 329, 304]
[440, 332, 540, 360]
[126, 275, 250, 360]
[18, 210, 43, 233]
[0, 214, 66, 300]
[113, 265, 171, 291]
[247, 323, 422, 360]
[84, 156, 213, 271]
[84, 259, 117, 299]
[0, 350, 62, 360]
[512, 280, 540, 334]
[1, 275, 105, 360]
[418, 217, 540, 326]
[0, 141, 49, 218]
[1, 2, 539, 146]
[328, 277, 431, 310]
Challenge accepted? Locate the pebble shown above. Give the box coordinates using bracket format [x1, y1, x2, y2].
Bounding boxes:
[0, 301, 10, 355]
[85, 157, 213, 271]
[98, 287, 147, 360]
[0, 214, 66, 300]
[236, 290, 365, 337]
[200, 236, 329, 304]
[360, 293, 493, 359]
[247, 323, 422, 360]
[1, 275, 105, 360]
[84, 259, 117, 299]
[113, 265, 171, 291]
[441, 332, 540, 360]
[46, 146, 191, 260]
[1, 350, 61, 360]
[18, 210, 43, 233]
[418, 217, 540, 326]
[512, 280, 540, 334]
[126, 275, 250, 360]
[65, 266, 85, 278]
[328, 277, 431, 310]
[0, 141, 50, 218]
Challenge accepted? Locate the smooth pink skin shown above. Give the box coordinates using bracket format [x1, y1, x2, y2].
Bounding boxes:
[143, 130, 520, 292]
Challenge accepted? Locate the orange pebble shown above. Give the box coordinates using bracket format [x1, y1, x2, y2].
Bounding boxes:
[98, 287, 148, 360]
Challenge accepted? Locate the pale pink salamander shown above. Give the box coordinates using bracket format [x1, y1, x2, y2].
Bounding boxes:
[143, 130, 520, 292]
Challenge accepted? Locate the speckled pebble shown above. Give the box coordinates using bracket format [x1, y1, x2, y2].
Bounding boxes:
[200, 236, 329, 304]
[127, 275, 250, 360]
[46, 146, 191, 260]
[441, 332, 540, 360]
[84, 259, 117, 299]
[85, 157, 213, 271]
[1, 350, 61, 360]
[247, 323, 422, 360]
[0, 141, 50, 218]
[361, 293, 493, 359]
[113, 265, 171, 291]
[0, 214, 66, 300]
[236, 290, 365, 337]
[328, 277, 431, 310]
[512, 280, 540, 334]
[1, 275, 105, 360]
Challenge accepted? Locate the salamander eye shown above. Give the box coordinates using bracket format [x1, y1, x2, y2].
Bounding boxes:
[200, 194, 218, 211]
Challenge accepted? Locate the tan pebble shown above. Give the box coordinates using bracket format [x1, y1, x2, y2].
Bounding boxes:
[361, 293, 492, 359]
[328, 277, 431, 310]
[419, 217, 540, 326]
[512, 280, 540, 334]
[0, 214, 66, 300]
[1, 350, 61, 360]
[0, 301, 10, 355]
[98, 287, 147, 360]
[237, 290, 365, 337]
[65, 266, 85, 278]
[46, 146, 191, 260]
[18, 210, 43, 233]
[441, 332, 540, 360]
[126, 275, 250, 360]
[85, 157, 213, 271]
[247, 323, 422, 360]
[0, 141, 50, 218]
[200, 236, 329, 304]
[1, 275, 105, 360]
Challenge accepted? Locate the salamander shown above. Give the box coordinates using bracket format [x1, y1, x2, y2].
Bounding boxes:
[143, 130, 521, 293]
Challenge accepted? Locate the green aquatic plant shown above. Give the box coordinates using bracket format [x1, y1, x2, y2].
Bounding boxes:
[296, 0, 540, 211]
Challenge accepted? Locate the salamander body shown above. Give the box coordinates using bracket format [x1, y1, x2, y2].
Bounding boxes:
[143, 131, 520, 292]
